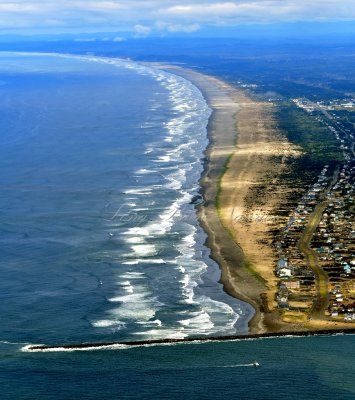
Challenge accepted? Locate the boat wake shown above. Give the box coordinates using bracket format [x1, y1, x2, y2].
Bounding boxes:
[213, 363, 259, 368]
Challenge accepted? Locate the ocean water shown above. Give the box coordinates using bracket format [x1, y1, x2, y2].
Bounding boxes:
[0, 52, 253, 345]
[0, 53, 354, 399]
[1, 335, 354, 399]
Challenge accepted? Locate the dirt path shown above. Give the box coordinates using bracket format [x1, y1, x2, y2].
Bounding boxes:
[298, 201, 330, 318]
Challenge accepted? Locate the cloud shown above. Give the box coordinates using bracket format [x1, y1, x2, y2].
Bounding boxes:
[133, 24, 151, 37]
[74, 37, 97, 42]
[112, 36, 126, 42]
[74, 36, 126, 42]
[43, 18, 66, 27]
[155, 21, 200, 33]
[0, 2, 40, 12]
[162, 2, 239, 16]
[0, 1, 354, 34]
[73, 1, 125, 11]
[158, 1, 341, 22]
[161, 1, 355, 26]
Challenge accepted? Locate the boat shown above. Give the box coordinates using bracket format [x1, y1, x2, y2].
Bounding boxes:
[253, 361, 260, 367]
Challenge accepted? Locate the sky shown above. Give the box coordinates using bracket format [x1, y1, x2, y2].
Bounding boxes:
[0, 0, 354, 36]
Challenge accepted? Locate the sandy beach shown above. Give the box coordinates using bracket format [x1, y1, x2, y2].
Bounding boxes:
[151, 64, 305, 333]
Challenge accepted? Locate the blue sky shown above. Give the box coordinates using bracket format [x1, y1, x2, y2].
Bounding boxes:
[0, 1, 354, 36]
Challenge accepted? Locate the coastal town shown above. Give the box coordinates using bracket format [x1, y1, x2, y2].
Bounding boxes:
[273, 98, 355, 324]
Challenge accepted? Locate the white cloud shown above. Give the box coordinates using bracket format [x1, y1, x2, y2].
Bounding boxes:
[74, 37, 97, 42]
[0, 1, 354, 34]
[162, 2, 239, 16]
[112, 36, 126, 41]
[73, 1, 125, 11]
[0, 3, 40, 12]
[157, 1, 355, 24]
[155, 21, 200, 33]
[133, 24, 151, 37]
[158, 1, 326, 22]
[101, 36, 126, 41]
[43, 18, 66, 26]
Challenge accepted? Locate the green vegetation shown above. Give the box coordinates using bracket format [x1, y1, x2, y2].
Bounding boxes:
[276, 104, 343, 172]
[244, 260, 268, 287]
[215, 153, 233, 214]
[271, 104, 344, 214]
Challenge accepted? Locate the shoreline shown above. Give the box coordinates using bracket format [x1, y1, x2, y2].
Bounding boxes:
[153, 65, 270, 333]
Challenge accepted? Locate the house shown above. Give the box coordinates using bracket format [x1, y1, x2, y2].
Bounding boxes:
[277, 259, 288, 269]
[278, 267, 292, 277]
[331, 312, 339, 317]
[284, 280, 300, 289]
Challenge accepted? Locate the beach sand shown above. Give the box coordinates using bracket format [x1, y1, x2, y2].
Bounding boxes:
[151, 64, 338, 334]
[152, 65, 287, 332]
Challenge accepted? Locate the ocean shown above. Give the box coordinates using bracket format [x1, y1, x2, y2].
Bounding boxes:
[0, 52, 354, 399]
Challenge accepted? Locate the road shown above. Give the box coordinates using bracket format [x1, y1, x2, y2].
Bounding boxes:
[297, 167, 339, 319]
[298, 201, 330, 319]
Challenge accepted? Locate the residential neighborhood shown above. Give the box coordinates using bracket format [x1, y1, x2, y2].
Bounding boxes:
[273, 99, 355, 323]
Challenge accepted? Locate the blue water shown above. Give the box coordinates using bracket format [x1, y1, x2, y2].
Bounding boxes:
[0, 53, 354, 399]
[0, 52, 253, 347]
[1, 335, 354, 399]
